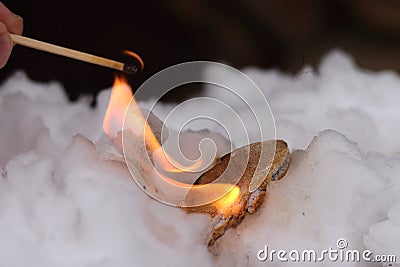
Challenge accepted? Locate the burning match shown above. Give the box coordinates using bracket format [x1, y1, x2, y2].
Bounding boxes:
[10, 34, 141, 74]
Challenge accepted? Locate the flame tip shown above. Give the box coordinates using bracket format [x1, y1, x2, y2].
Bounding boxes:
[103, 76, 133, 137]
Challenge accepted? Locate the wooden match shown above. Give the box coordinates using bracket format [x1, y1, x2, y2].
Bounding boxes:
[11, 34, 140, 74]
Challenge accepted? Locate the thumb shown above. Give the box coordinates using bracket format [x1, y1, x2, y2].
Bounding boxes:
[0, 21, 13, 68]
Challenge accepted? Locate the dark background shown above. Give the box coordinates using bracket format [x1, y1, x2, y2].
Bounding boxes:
[1, 0, 400, 102]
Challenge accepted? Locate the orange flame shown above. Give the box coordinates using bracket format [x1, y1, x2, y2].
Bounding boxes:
[103, 76, 133, 138]
[103, 73, 240, 209]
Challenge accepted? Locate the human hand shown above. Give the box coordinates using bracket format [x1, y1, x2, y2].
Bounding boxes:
[0, 2, 23, 68]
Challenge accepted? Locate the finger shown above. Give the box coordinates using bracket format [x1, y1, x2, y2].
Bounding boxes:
[0, 2, 23, 34]
[0, 21, 13, 68]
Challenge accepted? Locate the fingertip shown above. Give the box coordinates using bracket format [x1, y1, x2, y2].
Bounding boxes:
[0, 22, 13, 68]
[9, 15, 23, 35]
[0, 59, 7, 69]
[0, 2, 24, 35]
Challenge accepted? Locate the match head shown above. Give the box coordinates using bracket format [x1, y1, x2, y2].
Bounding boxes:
[122, 50, 143, 75]
[123, 64, 138, 75]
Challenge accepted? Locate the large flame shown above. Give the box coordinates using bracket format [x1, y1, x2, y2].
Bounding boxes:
[103, 74, 240, 209]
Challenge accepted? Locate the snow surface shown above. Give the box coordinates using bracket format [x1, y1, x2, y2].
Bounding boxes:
[0, 51, 399, 266]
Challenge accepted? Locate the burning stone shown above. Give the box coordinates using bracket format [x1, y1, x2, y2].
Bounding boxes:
[102, 74, 291, 248]
[183, 140, 290, 247]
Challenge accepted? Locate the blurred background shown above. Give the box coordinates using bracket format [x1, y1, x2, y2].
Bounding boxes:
[1, 0, 400, 102]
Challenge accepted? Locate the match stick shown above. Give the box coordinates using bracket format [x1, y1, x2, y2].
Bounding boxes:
[11, 34, 138, 74]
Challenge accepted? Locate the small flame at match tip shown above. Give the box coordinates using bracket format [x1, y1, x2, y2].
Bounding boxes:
[124, 50, 144, 72]
[123, 64, 138, 75]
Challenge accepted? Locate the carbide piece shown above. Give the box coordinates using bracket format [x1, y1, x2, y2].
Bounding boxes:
[183, 140, 291, 247]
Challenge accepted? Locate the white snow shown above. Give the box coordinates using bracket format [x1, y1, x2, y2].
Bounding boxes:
[0, 50, 399, 266]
